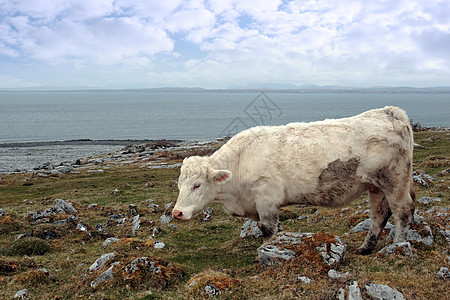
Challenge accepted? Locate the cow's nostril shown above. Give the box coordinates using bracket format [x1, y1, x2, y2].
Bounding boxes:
[173, 210, 183, 220]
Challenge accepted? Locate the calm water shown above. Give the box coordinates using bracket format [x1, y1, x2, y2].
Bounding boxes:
[0, 91, 449, 143]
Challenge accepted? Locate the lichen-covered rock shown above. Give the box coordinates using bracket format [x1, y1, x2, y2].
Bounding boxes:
[186, 271, 241, 298]
[89, 253, 116, 272]
[126, 257, 161, 274]
[257, 232, 346, 268]
[378, 242, 413, 258]
[123, 256, 184, 288]
[240, 219, 263, 238]
[365, 283, 405, 299]
[316, 235, 347, 267]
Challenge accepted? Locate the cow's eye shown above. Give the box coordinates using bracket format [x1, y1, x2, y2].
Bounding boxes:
[193, 184, 201, 190]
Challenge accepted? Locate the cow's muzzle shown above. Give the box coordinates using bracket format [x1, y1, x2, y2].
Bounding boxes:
[172, 209, 183, 220]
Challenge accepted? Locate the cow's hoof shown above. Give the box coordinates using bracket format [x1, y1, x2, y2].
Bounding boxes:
[355, 247, 373, 255]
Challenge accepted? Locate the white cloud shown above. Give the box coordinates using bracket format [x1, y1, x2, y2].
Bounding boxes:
[0, 0, 449, 88]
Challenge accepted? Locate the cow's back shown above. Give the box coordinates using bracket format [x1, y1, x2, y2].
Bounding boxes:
[216, 106, 413, 206]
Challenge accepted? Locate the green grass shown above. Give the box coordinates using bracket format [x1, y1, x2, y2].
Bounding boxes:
[0, 131, 449, 299]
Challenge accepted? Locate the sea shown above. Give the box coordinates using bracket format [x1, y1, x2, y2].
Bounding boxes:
[0, 90, 449, 144]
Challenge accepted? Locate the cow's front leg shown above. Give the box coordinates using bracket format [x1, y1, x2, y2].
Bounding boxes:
[256, 202, 280, 238]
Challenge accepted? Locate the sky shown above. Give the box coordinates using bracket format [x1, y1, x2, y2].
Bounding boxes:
[0, 0, 449, 89]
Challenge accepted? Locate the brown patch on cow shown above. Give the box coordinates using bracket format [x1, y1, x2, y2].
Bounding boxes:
[319, 157, 360, 182]
[301, 157, 362, 207]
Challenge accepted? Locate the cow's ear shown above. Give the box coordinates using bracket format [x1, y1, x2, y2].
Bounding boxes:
[209, 169, 232, 183]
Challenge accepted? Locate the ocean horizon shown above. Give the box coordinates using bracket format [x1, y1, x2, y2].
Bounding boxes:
[1, 90, 449, 144]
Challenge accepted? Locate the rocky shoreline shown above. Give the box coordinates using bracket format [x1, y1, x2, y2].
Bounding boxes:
[0, 139, 220, 174]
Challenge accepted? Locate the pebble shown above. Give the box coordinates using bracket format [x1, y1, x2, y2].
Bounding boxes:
[14, 288, 29, 299]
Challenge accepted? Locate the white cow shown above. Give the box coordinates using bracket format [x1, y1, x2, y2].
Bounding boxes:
[173, 106, 415, 254]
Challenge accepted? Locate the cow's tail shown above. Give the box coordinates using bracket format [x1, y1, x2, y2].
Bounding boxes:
[384, 106, 416, 206]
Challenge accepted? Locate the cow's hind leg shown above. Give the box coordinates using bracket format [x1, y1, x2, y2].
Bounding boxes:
[387, 188, 415, 243]
[356, 187, 392, 255]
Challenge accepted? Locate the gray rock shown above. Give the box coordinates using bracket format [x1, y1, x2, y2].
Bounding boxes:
[378, 242, 413, 258]
[102, 237, 120, 247]
[159, 214, 172, 224]
[14, 288, 29, 299]
[95, 223, 106, 233]
[87, 203, 98, 209]
[77, 223, 90, 235]
[257, 232, 346, 267]
[28, 199, 77, 222]
[317, 235, 347, 266]
[90, 263, 118, 288]
[240, 219, 263, 238]
[298, 276, 312, 284]
[154, 241, 166, 249]
[205, 284, 220, 297]
[131, 215, 140, 235]
[89, 253, 116, 272]
[88, 158, 104, 165]
[418, 196, 441, 205]
[413, 171, 435, 188]
[352, 218, 394, 233]
[387, 213, 433, 246]
[202, 207, 213, 221]
[258, 244, 295, 265]
[328, 269, 350, 279]
[53, 198, 78, 214]
[365, 283, 405, 299]
[168, 224, 179, 230]
[148, 203, 160, 212]
[337, 288, 346, 300]
[107, 214, 126, 226]
[297, 215, 307, 221]
[0, 208, 6, 217]
[348, 281, 363, 300]
[125, 257, 161, 274]
[440, 168, 450, 176]
[129, 204, 138, 217]
[426, 206, 450, 215]
[437, 267, 450, 280]
[55, 165, 73, 174]
[439, 229, 450, 245]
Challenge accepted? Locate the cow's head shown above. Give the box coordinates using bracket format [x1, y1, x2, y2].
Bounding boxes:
[172, 156, 231, 221]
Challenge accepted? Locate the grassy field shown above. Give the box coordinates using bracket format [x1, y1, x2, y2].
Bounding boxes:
[0, 131, 449, 299]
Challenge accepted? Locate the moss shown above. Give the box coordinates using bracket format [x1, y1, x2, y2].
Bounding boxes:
[3, 237, 50, 256]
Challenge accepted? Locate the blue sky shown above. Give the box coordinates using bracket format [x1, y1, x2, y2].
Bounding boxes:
[0, 0, 449, 89]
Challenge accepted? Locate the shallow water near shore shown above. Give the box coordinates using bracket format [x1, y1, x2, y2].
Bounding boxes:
[1, 91, 449, 144]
